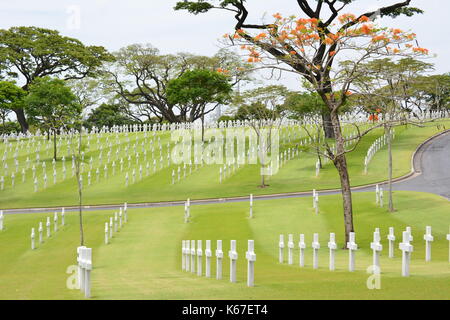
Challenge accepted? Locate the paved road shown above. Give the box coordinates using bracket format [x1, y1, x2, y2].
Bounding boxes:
[3, 130, 449, 215]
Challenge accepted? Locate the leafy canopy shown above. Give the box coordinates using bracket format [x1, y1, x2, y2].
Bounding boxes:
[24, 77, 81, 131]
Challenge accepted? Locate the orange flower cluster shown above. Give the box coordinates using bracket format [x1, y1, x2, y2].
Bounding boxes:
[338, 13, 356, 24]
[233, 12, 429, 65]
[369, 114, 379, 122]
[413, 47, 429, 54]
[216, 68, 229, 74]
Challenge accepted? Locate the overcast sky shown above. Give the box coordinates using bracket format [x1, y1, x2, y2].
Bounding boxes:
[0, 0, 449, 91]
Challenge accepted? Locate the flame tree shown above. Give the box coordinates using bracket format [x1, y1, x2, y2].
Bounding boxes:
[175, 0, 427, 244]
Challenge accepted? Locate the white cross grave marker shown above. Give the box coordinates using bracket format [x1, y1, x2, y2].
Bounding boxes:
[347, 232, 358, 272]
[205, 240, 212, 278]
[31, 228, 35, 250]
[105, 222, 109, 245]
[38, 222, 43, 243]
[423, 226, 433, 262]
[190, 240, 196, 274]
[387, 227, 395, 258]
[399, 231, 413, 277]
[288, 234, 294, 265]
[46, 217, 51, 238]
[328, 233, 337, 271]
[229, 240, 238, 283]
[370, 229, 383, 272]
[185, 240, 190, 272]
[197, 240, 203, 277]
[279, 235, 285, 263]
[299, 234, 306, 267]
[216, 240, 223, 280]
[312, 233, 320, 269]
[246, 240, 256, 287]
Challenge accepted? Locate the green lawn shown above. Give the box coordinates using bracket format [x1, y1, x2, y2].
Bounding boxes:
[0, 120, 448, 209]
[0, 191, 448, 300]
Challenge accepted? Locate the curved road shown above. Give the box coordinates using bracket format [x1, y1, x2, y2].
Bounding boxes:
[3, 130, 450, 215]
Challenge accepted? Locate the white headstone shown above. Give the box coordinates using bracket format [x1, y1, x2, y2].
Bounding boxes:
[205, 240, 212, 278]
[197, 240, 203, 277]
[0, 211, 3, 231]
[190, 240, 196, 274]
[216, 240, 223, 280]
[287, 234, 294, 265]
[185, 240, 191, 272]
[423, 226, 433, 262]
[312, 233, 320, 269]
[399, 231, 413, 277]
[228, 240, 238, 283]
[299, 234, 306, 267]
[46, 217, 51, 238]
[105, 222, 109, 245]
[245, 240, 256, 287]
[446, 226, 450, 263]
[278, 235, 285, 264]
[328, 233, 337, 271]
[387, 227, 395, 258]
[31, 228, 35, 250]
[346, 232, 357, 272]
[370, 229, 383, 272]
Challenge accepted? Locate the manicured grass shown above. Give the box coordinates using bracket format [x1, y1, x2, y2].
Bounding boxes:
[0, 191, 448, 300]
[0, 120, 448, 209]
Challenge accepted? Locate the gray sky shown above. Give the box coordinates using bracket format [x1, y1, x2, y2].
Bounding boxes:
[0, 0, 449, 91]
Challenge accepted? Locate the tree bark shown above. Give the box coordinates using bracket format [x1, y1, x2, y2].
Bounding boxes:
[13, 108, 29, 134]
[53, 129, 57, 161]
[322, 111, 335, 139]
[387, 125, 394, 212]
[330, 112, 354, 247]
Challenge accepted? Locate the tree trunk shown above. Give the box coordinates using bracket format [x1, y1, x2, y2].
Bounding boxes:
[53, 129, 57, 161]
[201, 114, 205, 142]
[330, 112, 354, 247]
[13, 108, 29, 134]
[322, 112, 335, 139]
[76, 129, 84, 246]
[387, 125, 394, 212]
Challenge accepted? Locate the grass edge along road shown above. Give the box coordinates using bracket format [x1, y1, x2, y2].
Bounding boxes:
[0, 191, 448, 300]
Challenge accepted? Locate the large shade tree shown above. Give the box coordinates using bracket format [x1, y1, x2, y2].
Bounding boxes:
[24, 77, 82, 161]
[0, 80, 25, 126]
[167, 69, 233, 140]
[0, 26, 114, 132]
[175, 0, 426, 244]
[103, 44, 251, 123]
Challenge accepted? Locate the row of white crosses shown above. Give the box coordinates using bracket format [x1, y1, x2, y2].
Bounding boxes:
[31, 209, 65, 250]
[104, 203, 128, 245]
[364, 129, 396, 174]
[1, 130, 172, 193]
[181, 239, 256, 287]
[77, 246, 93, 298]
[279, 225, 448, 277]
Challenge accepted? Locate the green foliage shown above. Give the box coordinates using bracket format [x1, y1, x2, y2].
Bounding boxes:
[0, 80, 25, 112]
[283, 91, 327, 119]
[0, 121, 20, 134]
[0, 26, 114, 86]
[24, 77, 81, 132]
[217, 115, 235, 122]
[167, 69, 232, 106]
[84, 103, 137, 129]
[232, 85, 289, 120]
